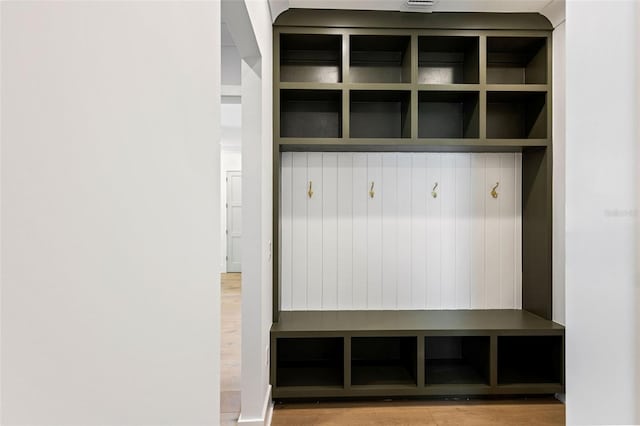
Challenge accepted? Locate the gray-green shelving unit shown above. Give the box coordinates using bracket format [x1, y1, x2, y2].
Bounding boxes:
[271, 9, 563, 399]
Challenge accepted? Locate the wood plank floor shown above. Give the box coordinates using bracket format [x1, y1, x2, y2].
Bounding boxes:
[221, 273, 241, 426]
[220, 273, 565, 426]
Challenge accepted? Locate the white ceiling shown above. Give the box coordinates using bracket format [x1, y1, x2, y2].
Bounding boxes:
[285, 0, 553, 13]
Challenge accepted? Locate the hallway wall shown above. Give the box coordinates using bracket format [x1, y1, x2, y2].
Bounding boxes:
[0, 3, 221, 424]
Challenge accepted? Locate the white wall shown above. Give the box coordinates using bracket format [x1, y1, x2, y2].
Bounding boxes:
[239, 0, 274, 424]
[566, 1, 638, 424]
[552, 20, 566, 325]
[223, 46, 242, 86]
[0, 2, 221, 425]
[221, 103, 242, 271]
[280, 152, 522, 311]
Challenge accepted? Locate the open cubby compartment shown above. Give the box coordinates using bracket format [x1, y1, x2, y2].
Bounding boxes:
[418, 91, 479, 138]
[351, 337, 417, 386]
[498, 336, 563, 385]
[487, 37, 547, 84]
[350, 35, 411, 83]
[350, 90, 411, 138]
[280, 89, 342, 138]
[425, 336, 490, 385]
[418, 36, 479, 84]
[276, 337, 344, 388]
[280, 33, 342, 83]
[487, 91, 546, 139]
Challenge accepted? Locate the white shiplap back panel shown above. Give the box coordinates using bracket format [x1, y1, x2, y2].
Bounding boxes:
[396, 154, 413, 309]
[280, 152, 293, 310]
[290, 152, 308, 309]
[440, 153, 457, 309]
[484, 154, 501, 310]
[426, 153, 443, 309]
[322, 153, 338, 310]
[499, 153, 517, 309]
[411, 153, 428, 309]
[381, 153, 398, 310]
[280, 152, 522, 311]
[352, 153, 368, 309]
[367, 154, 383, 309]
[307, 153, 323, 310]
[514, 154, 523, 309]
[336, 153, 354, 309]
[454, 153, 472, 309]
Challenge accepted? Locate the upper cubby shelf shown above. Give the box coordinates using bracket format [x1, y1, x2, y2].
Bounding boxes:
[280, 34, 342, 83]
[280, 89, 342, 138]
[350, 90, 411, 138]
[350, 35, 411, 83]
[418, 36, 479, 84]
[487, 37, 547, 85]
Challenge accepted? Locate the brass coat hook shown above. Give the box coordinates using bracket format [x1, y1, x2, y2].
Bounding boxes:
[369, 181, 375, 199]
[308, 181, 314, 199]
[491, 182, 499, 199]
[431, 182, 438, 198]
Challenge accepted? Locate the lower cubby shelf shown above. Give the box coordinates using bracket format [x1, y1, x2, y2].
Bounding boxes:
[425, 336, 490, 386]
[276, 337, 344, 388]
[498, 336, 563, 385]
[352, 337, 417, 386]
[271, 310, 564, 399]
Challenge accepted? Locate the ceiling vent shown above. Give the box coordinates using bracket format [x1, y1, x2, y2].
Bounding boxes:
[406, 0, 437, 8]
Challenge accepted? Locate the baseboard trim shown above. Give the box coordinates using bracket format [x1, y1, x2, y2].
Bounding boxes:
[238, 385, 273, 426]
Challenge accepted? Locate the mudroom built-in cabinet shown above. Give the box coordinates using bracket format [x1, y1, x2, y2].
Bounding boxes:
[271, 9, 563, 399]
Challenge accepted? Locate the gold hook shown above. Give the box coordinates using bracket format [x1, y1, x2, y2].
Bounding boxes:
[369, 181, 375, 199]
[431, 182, 438, 198]
[308, 181, 314, 199]
[491, 182, 499, 199]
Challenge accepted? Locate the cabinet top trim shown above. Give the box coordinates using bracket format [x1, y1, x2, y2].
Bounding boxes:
[274, 9, 553, 31]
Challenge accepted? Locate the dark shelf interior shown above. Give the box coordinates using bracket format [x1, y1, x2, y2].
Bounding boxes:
[419, 91, 479, 138]
[280, 89, 342, 138]
[418, 36, 479, 84]
[280, 34, 342, 83]
[487, 91, 546, 139]
[351, 337, 417, 386]
[350, 35, 411, 83]
[425, 336, 490, 385]
[276, 337, 344, 387]
[487, 37, 547, 84]
[350, 90, 411, 138]
[498, 336, 563, 385]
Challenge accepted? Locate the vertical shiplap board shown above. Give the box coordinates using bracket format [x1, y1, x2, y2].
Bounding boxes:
[352, 153, 368, 309]
[291, 153, 308, 309]
[307, 152, 323, 309]
[440, 154, 457, 309]
[514, 153, 523, 309]
[411, 154, 428, 308]
[367, 154, 383, 309]
[484, 154, 501, 309]
[396, 154, 413, 309]
[454, 153, 472, 309]
[381, 153, 398, 309]
[498, 153, 516, 309]
[426, 154, 443, 309]
[470, 154, 486, 309]
[280, 152, 293, 310]
[337, 153, 354, 309]
[322, 153, 338, 309]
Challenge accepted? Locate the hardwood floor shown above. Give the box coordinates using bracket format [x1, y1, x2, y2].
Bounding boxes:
[221, 273, 241, 426]
[220, 273, 565, 426]
[272, 399, 564, 425]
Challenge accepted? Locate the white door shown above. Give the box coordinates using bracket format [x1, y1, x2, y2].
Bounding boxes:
[226, 171, 242, 272]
